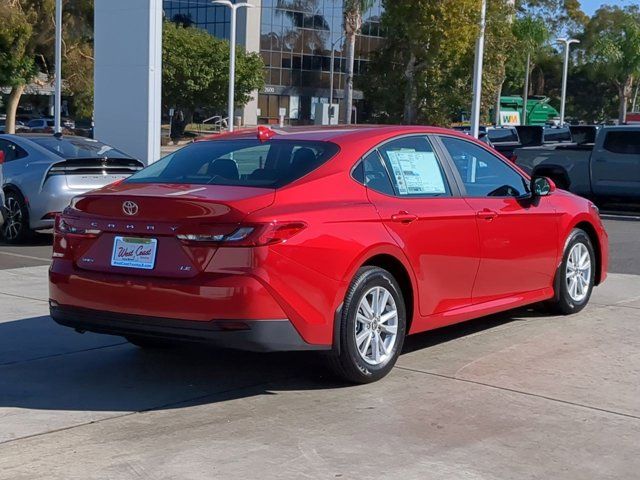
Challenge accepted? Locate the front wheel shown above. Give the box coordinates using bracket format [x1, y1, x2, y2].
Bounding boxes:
[546, 229, 596, 315]
[327, 266, 407, 384]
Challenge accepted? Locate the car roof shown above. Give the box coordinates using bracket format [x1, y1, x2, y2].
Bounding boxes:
[198, 125, 468, 146]
[5, 133, 85, 140]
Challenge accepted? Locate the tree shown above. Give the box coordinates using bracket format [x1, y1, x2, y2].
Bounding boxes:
[343, 0, 374, 124]
[0, 0, 94, 132]
[582, 6, 640, 123]
[510, 16, 550, 123]
[0, 2, 38, 134]
[515, 0, 588, 35]
[162, 21, 264, 125]
[362, 0, 478, 125]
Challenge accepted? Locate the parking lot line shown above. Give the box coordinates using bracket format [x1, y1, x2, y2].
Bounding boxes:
[0, 251, 51, 262]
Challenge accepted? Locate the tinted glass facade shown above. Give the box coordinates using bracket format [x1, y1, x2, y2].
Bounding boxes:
[163, 0, 384, 125]
[163, 1, 232, 39]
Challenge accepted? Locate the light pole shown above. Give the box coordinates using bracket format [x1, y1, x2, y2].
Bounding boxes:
[557, 37, 580, 126]
[470, 0, 487, 138]
[522, 52, 530, 125]
[329, 34, 345, 124]
[212, 0, 254, 132]
[54, 0, 62, 134]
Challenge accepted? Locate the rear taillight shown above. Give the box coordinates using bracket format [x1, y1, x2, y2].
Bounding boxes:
[55, 215, 101, 237]
[178, 222, 306, 247]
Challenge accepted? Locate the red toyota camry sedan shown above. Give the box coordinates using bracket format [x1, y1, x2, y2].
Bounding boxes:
[50, 126, 608, 383]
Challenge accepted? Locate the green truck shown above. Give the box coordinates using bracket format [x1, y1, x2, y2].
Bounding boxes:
[497, 96, 560, 126]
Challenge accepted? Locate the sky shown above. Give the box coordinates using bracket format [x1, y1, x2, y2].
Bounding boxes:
[580, 0, 637, 16]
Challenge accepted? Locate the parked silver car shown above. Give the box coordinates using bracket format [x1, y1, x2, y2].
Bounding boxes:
[0, 134, 144, 243]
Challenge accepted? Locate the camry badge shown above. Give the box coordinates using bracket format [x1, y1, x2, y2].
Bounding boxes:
[122, 201, 139, 216]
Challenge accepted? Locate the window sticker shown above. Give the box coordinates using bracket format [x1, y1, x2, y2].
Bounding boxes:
[386, 150, 447, 195]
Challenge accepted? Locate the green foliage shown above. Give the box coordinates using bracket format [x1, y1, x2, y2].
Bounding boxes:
[581, 5, 640, 121]
[582, 6, 640, 86]
[515, 0, 588, 35]
[0, 3, 39, 88]
[362, 0, 514, 125]
[503, 16, 550, 96]
[162, 21, 265, 116]
[0, 0, 94, 120]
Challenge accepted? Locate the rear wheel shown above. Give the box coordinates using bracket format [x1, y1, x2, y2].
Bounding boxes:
[327, 266, 406, 384]
[546, 229, 595, 315]
[2, 191, 32, 244]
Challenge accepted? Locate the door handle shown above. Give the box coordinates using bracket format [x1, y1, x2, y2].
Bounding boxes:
[391, 211, 418, 224]
[477, 208, 498, 221]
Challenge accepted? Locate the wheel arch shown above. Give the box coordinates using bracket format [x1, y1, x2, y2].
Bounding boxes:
[333, 246, 419, 354]
[3, 183, 28, 204]
[361, 254, 415, 333]
[573, 220, 603, 285]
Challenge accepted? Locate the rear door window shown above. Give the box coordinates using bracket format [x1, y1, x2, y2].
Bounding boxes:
[360, 151, 395, 196]
[0, 140, 28, 162]
[376, 136, 451, 197]
[126, 139, 339, 188]
[603, 131, 640, 155]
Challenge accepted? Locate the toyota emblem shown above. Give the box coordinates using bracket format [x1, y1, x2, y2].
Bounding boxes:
[122, 201, 139, 216]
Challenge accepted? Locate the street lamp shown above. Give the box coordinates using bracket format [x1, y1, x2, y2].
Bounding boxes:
[212, 0, 254, 132]
[470, 0, 487, 138]
[329, 34, 345, 125]
[557, 37, 580, 126]
[54, 0, 62, 134]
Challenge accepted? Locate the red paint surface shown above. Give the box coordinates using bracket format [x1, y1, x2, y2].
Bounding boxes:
[50, 126, 608, 347]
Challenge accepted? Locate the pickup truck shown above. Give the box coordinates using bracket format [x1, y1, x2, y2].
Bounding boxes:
[514, 125, 640, 202]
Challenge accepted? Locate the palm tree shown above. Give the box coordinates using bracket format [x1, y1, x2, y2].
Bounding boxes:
[342, 0, 373, 124]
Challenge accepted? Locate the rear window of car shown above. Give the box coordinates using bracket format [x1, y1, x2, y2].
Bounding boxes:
[30, 137, 131, 159]
[487, 128, 519, 143]
[544, 127, 572, 143]
[126, 139, 340, 188]
[603, 131, 640, 155]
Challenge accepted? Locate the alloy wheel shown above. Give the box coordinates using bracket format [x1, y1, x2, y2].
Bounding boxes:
[2, 197, 24, 241]
[354, 286, 399, 366]
[566, 242, 592, 302]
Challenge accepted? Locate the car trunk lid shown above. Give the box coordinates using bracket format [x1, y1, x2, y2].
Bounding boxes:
[46, 157, 144, 189]
[61, 183, 275, 278]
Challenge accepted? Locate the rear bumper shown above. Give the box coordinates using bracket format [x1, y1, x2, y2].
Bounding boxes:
[50, 304, 328, 352]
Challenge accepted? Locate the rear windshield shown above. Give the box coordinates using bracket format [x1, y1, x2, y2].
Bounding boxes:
[125, 139, 340, 188]
[487, 128, 519, 143]
[544, 127, 572, 143]
[31, 137, 131, 159]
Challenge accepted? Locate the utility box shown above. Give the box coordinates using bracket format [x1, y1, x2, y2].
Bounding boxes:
[314, 103, 340, 126]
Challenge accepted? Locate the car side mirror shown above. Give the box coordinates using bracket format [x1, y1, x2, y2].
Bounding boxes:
[531, 176, 556, 197]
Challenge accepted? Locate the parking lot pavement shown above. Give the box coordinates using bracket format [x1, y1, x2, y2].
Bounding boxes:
[0, 219, 638, 479]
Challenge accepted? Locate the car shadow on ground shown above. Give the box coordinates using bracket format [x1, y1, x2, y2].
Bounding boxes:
[0, 308, 547, 414]
[0, 232, 53, 247]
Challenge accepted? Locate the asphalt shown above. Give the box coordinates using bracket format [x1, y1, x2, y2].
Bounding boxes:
[0, 218, 638, 479]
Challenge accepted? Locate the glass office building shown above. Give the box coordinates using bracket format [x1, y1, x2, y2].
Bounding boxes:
[163, 0, 384, 125]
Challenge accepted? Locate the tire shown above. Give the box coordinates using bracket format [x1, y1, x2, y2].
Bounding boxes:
[126, 335, 175, 349]
[546, 229, 596, 315]
[1, 191, 32, 244]
[327, 266, 407, 384]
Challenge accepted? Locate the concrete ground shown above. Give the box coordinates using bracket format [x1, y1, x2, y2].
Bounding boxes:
[0, 219, 638, 479]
